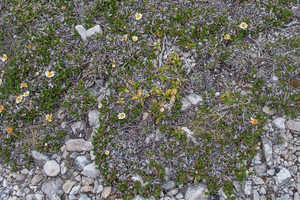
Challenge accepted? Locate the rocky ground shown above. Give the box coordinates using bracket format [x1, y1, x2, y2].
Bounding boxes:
[1, 110, 300, 200]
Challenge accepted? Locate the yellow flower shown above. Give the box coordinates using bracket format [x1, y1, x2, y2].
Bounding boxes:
[105, 151, 110, 155]
[135, 13, 143, 20]
[160, 108, 165, 112]
[22, 91, 30, 97]
[0, 105, 4, 112]
[224, 34, 230, 40]
[239, 22, 248, 30]
[16, 95, 23, 103]
[118, 112, 126, 119]
[20, 83, 28, 88]
[250, 117, 258, 125]
[98, 103, 103, 109]
[7, 128, 13, 134]
[45, 70, 55, 78]
[2, 54, 7, 62]
[121, 35, 127, 41]
[46, 114, 52, 122]
[132, 36, 138, 41]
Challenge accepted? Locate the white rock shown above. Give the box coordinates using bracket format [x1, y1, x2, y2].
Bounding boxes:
[102, 186, 112, 199]
[252, 176, 265, 185]
[275, 168, 292, 187]
[88, 110, 101, 126]
[96, 185, 104, 193]
[60, 162, 68, 175]
[63, 180, 76, 194]
[262, 138, 273, 165]
[186, 94, 203, 105]
[65, 139, 93, 152]
[262, 106, 275, 116]
[81, 162, 100, 178]
[21, 168, 29, 175]
[81, 185, 93, 192]
[31, 150, 49, 161]
[75, 25, 103, 42]
[242, 180, 252, 195]
[69, 185, 81, 195]
[273, 118, 286, 129]
[286, 120, 300, 132]
[31, 174, 43, 185]
[253, 190, 260, 200]
[185, 183, 210, 200]
[43, 160, 60, 177]
[70, 121, 85, 133]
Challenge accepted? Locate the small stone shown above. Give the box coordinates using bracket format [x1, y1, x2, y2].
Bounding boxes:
[143, 112, 149, 120]
[60, 162, 68, 175]
[272, 75, 279, 82]
[175, 193, 183, 199]
[75, 25, 103, 42]
[167, 189, 178, 196]
[65, 139, 93, 152]
[286, 120, 300, 132]
[275, 168, 292, 187]
[88, 110, 101, 126]
[102, 186, 112, 199]
[70, 121, 85, 134]
[63, 180, 76, 194]
[31, 150, 49, 161]
[162, 181, 176, 191]
[69, 185, 81, 195]
[21, 168, 29, 175]
[262, 106, 275, 116]
[96, 185, 104, 193]
[79, 194, 91, 200]
[242, 180, 252, 195]
[259, 186, 267, 195]
[31, 175, 43, 185]
[185, 183, 210, 200]
[267, 169, 275, 176]
[81, 162, 101, 178]
[81, 177, 94, 185]
[262, 138, 273, 165]
[294, 192, 299, 200]
[186, 94, 203, 105]
[73, 155, 91, 170]
[252, 176, 265, 185]
[41, 178, 63, 200]
[43, 160, 60, 177]
[273, 118, 286, 129]
[81, 185, 93, 192]
[253, 190, 260, 200]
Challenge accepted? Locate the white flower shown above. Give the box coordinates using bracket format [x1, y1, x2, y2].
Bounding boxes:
[224, 34, 230, 40]
[105, 151, 109, 155]
[1, 54, 7, 62]
[239, 22, 248, 30]
[160, 108, 165, 112]
[112, 63, 116, 68]
[22, 91, 30, 97]
[121, 35, 127, 41]
[45, 70, 55, 77]
[135, 13, 143, 20]
[98, 103, 103, 109]
[0, 79, 2, 85]
[36, 72, 40, 76]
[118, 112, 126, 119]
[132, 36, 138, 41]
[46, 114, 52, 122]
[16, 95, 23, 104]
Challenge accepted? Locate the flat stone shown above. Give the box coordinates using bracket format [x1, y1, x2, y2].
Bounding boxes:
[262, 138, 273, 165]
[31, 151, 49, 161]
[167, 189, 178, 196]
[62, 180, 76, 194]
[79, 194, 91, 200]
[186, 94, 203, 105]
[41, 177, 63, 200]
[75, 25, 103, 42]
[131, 196, 155, 200]
[88, 110, 101, 127]
[43, 160, 60, 177]
[180, 98, 191, 111]
[81, 177, 94, 185]
[242, 180, 252, 195]
[273, 118, 286, 129]
[162, 181, 176, 191]
[70, 121, 85, 134]
[21, 169, 29, 175]
[81, 162, 100, 178]
[252, 176, 265, 185]
[81, 185, 93, 192]
[65, 139, 93, 152]
[60, 162, 68, 175]
[262, 106, 275, 115]
[185, 183, 210, 200]
[102, 186, 111, 199]
[275, 168, 292, 187]
[34, 191, 44, 200]
[286, 120, 300, 132]
[73, 155, 91, 170]
[69, 185, 81, 195]
[253, 190, 260, 200]
[31, 175, 43, 185]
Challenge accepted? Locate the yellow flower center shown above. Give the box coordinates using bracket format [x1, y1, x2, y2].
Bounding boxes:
[136, 14, 140, 18]
[47, 72, 53, 77]
[242, 24, 246, 27]
[17, 96, 22, 101]
[21, 83, 27, 88]
[133, 37, 136, 41]
[0, 105, 4, 111]
[46, 116, 52, 121]
[225, 35, 230, 39]
[3, 55, 7, 60]
[120, 114, 125, 118]
[24, 92, 29, 96]
[7, 128, 12, 133]
[61, 6, 66, 10]
[122, 36, 127, 40]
